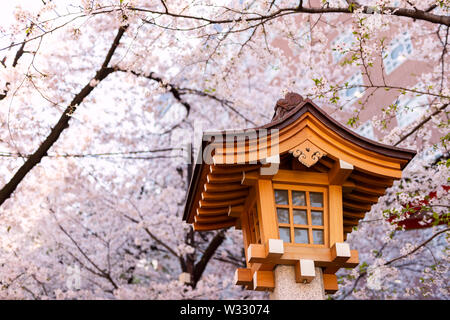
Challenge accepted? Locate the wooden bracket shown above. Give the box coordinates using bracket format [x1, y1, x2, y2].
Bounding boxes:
[241, 170, 259, 186]
[227, 205, 242, 218]
[265, 239, 284, 259]
[323, 273, 339, 294]
[331, 242, 351, 263]
[234, 268, 252, 286]
[329, 159, 353, 185]
[295, 259, 316, 283]
[247, 243, 358, 268]
[253, 270, 275, 291]
[324, 247, 359, 274]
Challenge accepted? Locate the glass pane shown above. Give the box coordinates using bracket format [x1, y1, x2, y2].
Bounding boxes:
[292, 191, 306, 206]
[313, 230, 324, 244]
[293, 209, 308, 225]
[294, 228, 309, 244]
[276, 208, 289, 224]
[274, 189, 288, 205]
[310, 192, 323, 207]
[311, 210, 323, 226]
[279, 227, 291, 243]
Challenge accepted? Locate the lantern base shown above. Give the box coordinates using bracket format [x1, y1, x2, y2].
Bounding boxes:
[269, 265, 325, 300]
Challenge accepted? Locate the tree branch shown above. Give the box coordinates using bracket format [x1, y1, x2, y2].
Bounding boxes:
[394, 103, 449, 146]
[0, 25, 128, 207]
[384, 227, 450, 266]
[116, 68, 257, 125]
[192, 229, 227, 287]
[116, 68, 191, 115]
[57, 220, 118, 289]
[130, 3, 450, 27]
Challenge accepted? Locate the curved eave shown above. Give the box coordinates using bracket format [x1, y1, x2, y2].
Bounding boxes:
[262, 99, 416, 165]
[183, 98, 417, 230]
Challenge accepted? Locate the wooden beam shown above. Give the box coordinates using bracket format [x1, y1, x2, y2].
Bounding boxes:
[323, 274, 339, 294]
[210, 165, 259, 174]
[342, 180, 356, 193]
[344, 225, 355, 234]
[342, 249, 359, 267]
[241, 170, 259, 186]
[199, 198, 245, 208]
[265, 239, 284, 259]
[193, 220, 236, 231]
[318, 157, 335, 169]
[330, 242, 351, 263]
[350, 173, 394, 188]
[197, 207, 228, 216]
[343, 201, 372, 212]
[312, 163, 329, 173]
[201, 189, 248, 201]
[295, 259, 316, 283]
[343, 211, 366, 219]
[204, 183, 244, 193]
[329, 159, 354, 185]
[228, 205, 244, 218]
[234, 268, 252, 286]
[207, 173, 242, 184]
[323, 265, 340, 275]
[248, 243, 359, 270]
[344, 192, 379, 204]
[247, 243, 266, 264]
[272, 170, 329, 186]
[351, 183, 386, 196]
[343, 218, 360, 226]
[253, 271, 274, 291]
[194, 214, 230, 224]
[323, 249, 359, 274]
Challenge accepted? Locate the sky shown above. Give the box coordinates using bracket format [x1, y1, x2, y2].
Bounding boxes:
[0, 1, 42, 27]
[0, 0, 44, 51]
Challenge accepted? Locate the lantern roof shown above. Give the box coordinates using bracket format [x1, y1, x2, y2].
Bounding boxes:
[183, 93, 416, 233]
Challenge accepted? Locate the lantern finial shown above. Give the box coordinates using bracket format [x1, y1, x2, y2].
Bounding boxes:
[272, 92, 304, 121]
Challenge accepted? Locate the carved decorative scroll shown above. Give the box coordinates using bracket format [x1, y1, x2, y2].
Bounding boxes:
[289, 140, 326, 167]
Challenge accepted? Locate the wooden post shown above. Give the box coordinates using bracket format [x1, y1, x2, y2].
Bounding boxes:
[328, 185, 344, 247]
[256, 179, 279, 244]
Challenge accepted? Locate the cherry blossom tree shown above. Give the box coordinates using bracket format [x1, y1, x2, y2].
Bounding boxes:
[0, 0, 448, 299]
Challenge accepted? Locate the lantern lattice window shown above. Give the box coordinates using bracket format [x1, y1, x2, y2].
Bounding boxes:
[274, 185, 328, 247]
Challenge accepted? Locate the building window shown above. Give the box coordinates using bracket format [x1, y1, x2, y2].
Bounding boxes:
[331, 30, 355, 63]
[356, 121, 375, 140]
[274, 186, 327, 246]
[341, 72, 364, 105]
[247, 203, 261, 244]
[383, 31, 413, 74]
[395, 94, 428, 128]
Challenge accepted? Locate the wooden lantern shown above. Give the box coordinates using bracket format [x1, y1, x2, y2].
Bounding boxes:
[183, 93, 416, 294]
